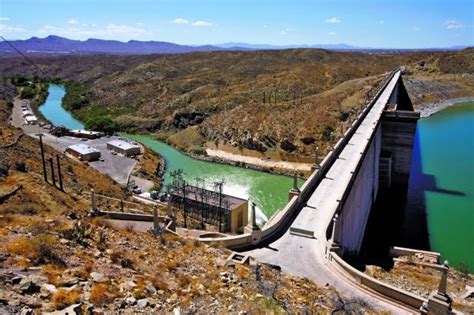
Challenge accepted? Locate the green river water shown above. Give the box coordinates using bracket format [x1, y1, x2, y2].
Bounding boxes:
[39, 84, 473, 269]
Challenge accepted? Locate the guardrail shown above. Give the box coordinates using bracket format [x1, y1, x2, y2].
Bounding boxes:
[330, 252, 426, 311]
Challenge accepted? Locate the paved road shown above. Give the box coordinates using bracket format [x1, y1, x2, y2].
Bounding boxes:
[244, 72, 414, 314]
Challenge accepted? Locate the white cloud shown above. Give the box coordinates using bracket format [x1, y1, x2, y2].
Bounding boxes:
[0, 17, 10, 21]
[0, 24, 26, 33]
[263, 24, 268, 28]
[171, 18, 213, 27]
[67, 18, 80, 25]
[444, 20, 463, 29]
[325, 17, 341, 24]
[328, 31, 336, 36]
[191, 20, 213, 27]
[38, 23, 152, 39]
[413, 26, 421, 32]
[379, 20, 385, 25]
[171, 18, 190, 24]
[105, 23, 150, 36]
[279, 27, 292, 35]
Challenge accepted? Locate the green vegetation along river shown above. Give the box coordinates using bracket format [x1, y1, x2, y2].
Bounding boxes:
[407, 101, 474, 272]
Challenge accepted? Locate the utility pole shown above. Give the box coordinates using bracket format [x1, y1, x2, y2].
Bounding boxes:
[37, 133, 47, 182]
[56, 155, 63, 191]
[49, 158, 56, 187]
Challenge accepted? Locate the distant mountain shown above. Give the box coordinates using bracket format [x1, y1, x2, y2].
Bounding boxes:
[0, 36, 470, 55]
[215, 42, 359, 50]
[0, 35, 246, 55]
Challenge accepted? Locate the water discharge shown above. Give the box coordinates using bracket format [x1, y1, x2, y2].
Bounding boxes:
[125, 134, 300, 224]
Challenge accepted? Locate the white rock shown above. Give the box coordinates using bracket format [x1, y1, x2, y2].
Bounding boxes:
[90, 272, 107, 283]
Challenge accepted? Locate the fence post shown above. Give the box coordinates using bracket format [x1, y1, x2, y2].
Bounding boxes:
[91, 189, 97, 212]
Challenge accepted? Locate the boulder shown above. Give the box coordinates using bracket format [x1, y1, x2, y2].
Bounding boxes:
[90, 272, 107, 283]
[18, 275, 47, 294]
[137, 298, 149, 308]
[125, 296, 136, 305]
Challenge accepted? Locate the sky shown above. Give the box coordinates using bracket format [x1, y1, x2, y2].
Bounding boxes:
[0, 0, 472, 48]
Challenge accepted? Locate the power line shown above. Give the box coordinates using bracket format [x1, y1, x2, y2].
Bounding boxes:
[0, 35, 65, 91]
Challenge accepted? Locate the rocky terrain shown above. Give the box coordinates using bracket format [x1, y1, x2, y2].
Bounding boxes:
[0, 84, 381, 314]
[364, 256, 474, 314]
[2, 48, 472, 163]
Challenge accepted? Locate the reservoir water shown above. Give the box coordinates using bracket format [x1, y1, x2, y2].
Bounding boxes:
[406, 101, 474, 272]
[39, 84, 85, 130]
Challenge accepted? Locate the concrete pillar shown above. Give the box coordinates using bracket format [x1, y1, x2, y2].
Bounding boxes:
[427, 260, 452, 314]
[327, 214, 341, 256]
[245, 202, 262, 244]
[91, 189, 97, 212]
[288, 172, 300, 201]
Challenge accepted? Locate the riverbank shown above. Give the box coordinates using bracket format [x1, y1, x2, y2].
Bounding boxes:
[206, 148, 312, 173]
[140, 133, 310, 178]
[417, 96, 474, 118]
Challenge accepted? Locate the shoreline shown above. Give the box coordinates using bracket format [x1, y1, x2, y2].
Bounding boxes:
[417, 96, 474, 118]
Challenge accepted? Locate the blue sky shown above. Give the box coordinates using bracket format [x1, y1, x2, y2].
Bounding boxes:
[0, 0, 472, 48]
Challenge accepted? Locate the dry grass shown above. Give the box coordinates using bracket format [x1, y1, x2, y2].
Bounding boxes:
[89, 283, 112, 306]
[6, 234, 62, 265]
[41, 264, 65, 286]
[51, 288, 81, 310]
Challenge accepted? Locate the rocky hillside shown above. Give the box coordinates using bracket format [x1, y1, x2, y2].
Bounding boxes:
[0, 48, 472, 159]
[0, 86, 380, 313]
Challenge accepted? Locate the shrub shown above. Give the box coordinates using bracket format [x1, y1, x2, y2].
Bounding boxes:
[322, 126, 335, 142]
[15, 160, 26, 173]
[84, 116, 117, 135]
[20, 86, 35, 99]
[6, 234, 63, 265]
[89, 283, 110, 306]
[0, 163, 9, 177]
[339, 111, 351, 122]
[51, 288, 81, 310]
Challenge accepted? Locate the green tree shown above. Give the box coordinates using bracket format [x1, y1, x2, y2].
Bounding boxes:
[20, 86, 35, 99]
[85, 116, 117, 135]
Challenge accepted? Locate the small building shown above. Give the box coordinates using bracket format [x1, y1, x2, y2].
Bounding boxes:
[107, 140, 141, 157]
[170, 185, 248, 234]
[25, 115, 38, 124]
[65, 144, 101, 161]
[22, 109, 34, 117]
[67, 129, 102, 139]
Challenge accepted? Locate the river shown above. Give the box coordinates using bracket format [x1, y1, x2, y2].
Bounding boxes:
[38, 84, 85, 130]
[38, 84, 473, 268]
[39, 84, 296, 224]
[406, 101, 474, 272]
